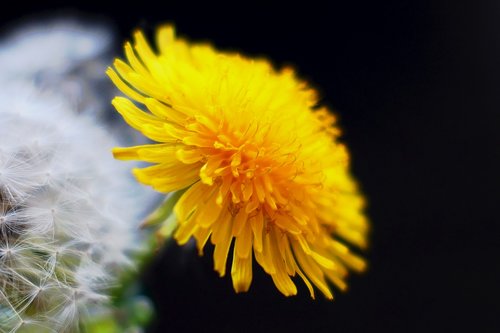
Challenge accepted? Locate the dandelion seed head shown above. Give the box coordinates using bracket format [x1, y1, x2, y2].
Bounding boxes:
[0, 19, 114, 117]
[0, 84, 149, 332]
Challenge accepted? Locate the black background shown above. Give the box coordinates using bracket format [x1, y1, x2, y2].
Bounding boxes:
[2, 1, 499, 332]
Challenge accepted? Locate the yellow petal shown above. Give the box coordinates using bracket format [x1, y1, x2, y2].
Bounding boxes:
[144, 97, 187, 123]
[231, 248, 253, 293]
[156, 25, 176, 55]
[231, 208, 248, 237]
[107, 67, 145, 103]
[124, 42, 149, 77]
[174, 182, 207, 221]
[176, 148, 203, 164]
[193, 227, 212, 255]
[292, 240, 333, 300]
[134, 30, 158, 68]
[212, 213, 233, 276]
[250, 210, 264, 253]
[112, 96, 163, 131]
[254, 232, 276, 275]
[196, 190, 224, 228]
[235, 224, 253, 259]
[268, 228, 297, 296]
[174, 216, 198, 245]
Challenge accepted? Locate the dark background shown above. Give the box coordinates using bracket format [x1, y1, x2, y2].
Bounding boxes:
[2, 1, 499, 332]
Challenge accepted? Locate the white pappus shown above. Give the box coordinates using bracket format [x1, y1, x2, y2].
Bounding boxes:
[0, 84, 149, 333]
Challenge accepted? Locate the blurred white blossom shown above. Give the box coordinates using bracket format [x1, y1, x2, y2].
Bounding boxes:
[0, 19, 114, 116]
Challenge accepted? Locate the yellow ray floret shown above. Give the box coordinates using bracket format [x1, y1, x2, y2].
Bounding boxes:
[108, 25, 369, 299]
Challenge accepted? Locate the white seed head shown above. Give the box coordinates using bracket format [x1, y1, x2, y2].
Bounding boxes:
[0, 18, 113, 116]
[0, 85, 150, 332]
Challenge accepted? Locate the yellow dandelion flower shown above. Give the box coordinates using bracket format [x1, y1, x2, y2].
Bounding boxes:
[107, 25, 369, 299]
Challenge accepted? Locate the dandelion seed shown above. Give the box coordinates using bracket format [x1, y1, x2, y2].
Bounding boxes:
[109, 25, 370, 299]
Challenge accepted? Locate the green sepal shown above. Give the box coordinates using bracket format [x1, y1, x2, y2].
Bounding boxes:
[141, 190, 184, 229]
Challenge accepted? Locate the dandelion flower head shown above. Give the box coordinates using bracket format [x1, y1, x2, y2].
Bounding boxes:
[108, 25, 369, 299]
